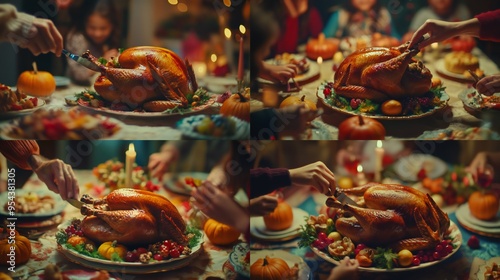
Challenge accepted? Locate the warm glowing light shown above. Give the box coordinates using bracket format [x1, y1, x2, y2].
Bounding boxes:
[128, 143, 135, 152]
[168, 0, 178, 4]
[377, 140, 382, 148]
[239, 25, 246, 34]
[431, 42, 438, 49]
[211, 54, 218, 62]
[177, 3, 188, 12]
[357, 164, 363, 173]
[224, 28, 232, 39]
[317, 57, 323, 64]
[223, 0, 231, 7]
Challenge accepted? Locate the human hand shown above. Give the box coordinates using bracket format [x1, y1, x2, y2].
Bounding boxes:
[289, 161, 335, 194]
[19, 18, 63, 56]
[148, 147, 179, 181]
[466, 152, 489, 181]
[327, 256, 359, 280]
[277, 104, 318, 139]
[261, 63, 298, 84]
[103, 48, 119, 61]
[206, 164, 228, 190]
[29, 155, 79, 200]
[191, 181, 248, 233]
[249, 195, 278, 216]
[476, 74, 500, 96]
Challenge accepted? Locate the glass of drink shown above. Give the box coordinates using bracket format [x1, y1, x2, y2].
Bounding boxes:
[477, 164, 494, 188]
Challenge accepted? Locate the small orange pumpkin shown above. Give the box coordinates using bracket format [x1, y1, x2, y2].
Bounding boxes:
[0, 227, 32, 266]
[67, 236, 94, 248]
[306, 33, 340, 60]
[263, 201, 294, 231]
[468, 191, 500, 220]
[250, 256, 291, 280]
[203, 219, 240, 246]
[220, 90, 250, 122]
[97, 240, 127, 260]
[17, 62, 56, 97]
[338, 115, 386, 140]
[280, 95, 317, 121]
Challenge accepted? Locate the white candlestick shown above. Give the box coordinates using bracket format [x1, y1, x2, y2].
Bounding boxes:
[125, 143, 136, 189]
[375, 141, 384, 182]
[357, 164, 367, 185]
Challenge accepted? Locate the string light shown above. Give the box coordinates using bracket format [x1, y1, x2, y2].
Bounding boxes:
[177, 3, 188, 12]
[239, 25, 246, 34]
[168, 0, 178, 5]
[211, 54, 218, 62]
[223, 0, 231, 7]
[224, 28, 232, 39]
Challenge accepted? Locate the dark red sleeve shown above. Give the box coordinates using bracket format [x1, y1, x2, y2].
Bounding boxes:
[308, 8, 323, 38]
[250, 168, 291, 198]
[475, 10, 500, 42]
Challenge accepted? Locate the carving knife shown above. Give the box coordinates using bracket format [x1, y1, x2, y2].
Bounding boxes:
[331, 186, 357, 206]
[67, 198, 84, 209]
[62, 49, 101, 72]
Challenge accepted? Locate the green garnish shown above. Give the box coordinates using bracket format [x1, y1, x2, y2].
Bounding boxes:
[65, 243, 105, 259]
[74, 89, 104, 102]
[118, 48, 125, 54]
[373, 247, 398, 269]
[55, 230, 67, 244]
[185, 225, 202, 249]
[98, 57, 108, 65]
[298, 216, 316, 248]
[111, 252, 124, 262]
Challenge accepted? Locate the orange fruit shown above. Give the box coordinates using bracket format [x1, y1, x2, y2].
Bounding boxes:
[338, 177, 354, 189]
[381, 100, 403, 116]
[398, 249, 413, 267]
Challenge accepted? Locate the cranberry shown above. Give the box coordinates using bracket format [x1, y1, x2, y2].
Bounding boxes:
[177, 245, 184, 253]
[323, 88, 332, 97]
[125, 251, 139, 262]
[440, 240, 449, 247]
[313, 239, 322, 249]
[356, 244, 366, 250]
[445, 244, 453, 253]
[467, 235, 480, 249]
[350, 99, 359, 109]
[153, 254, 163, 261]
[435, 244, 443, 252]
[170, 249, 180, 258]
[433, 251, 441, 260]
[422, 255, 428, 263]
[136, 247, 148, 255]
[412, 257, 421, 266]
[318, 232, 328, 241]
[355, 248, 361, 255]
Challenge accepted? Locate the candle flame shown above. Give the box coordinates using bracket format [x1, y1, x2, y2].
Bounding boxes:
[168, 0, 178, 4]
[239, 25, 246, 34]
[377, 140, 383, 148]
[224, 28, 231, 39]
[317, 57, 323, 64]
[128, 143, 135, 152]
[211, 54, 217, 62]
[357, 164, 363, 173]
[431, 42, 438, 49]
[223, 0, 231, 7]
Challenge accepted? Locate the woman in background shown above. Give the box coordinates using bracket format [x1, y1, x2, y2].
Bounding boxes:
[66, 0, 121, 85]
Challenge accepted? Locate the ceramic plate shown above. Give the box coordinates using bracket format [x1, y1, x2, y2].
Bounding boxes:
[78, 95, 216, 118]
[456, 203, 500, 229]
[317, 83, 449, 120]
[251, 250, 311, 279]
[258, 57, 320, 88]
[250, 208, 308, 241]
[57, 220, 204, 274]
[162, 172, 208, 196]
[393, 154, 447, 181]
[0, 189, 66, 218]
[458, 88, 500, 118]
[54, 76, 71, 87]
[228, 243, 250, 278]
[435, 59, 483, 83]
[417, 127, 500, 140]
[311, 221, 462, 272]
[0, 97, 45, 119]
[470, 257, 500, 280]
[176, 114, 249, 140]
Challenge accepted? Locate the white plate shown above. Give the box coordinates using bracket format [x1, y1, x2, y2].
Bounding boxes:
[393, 154, 447, 181]
[0, 189, 66, 218]
[162, 172, 208, 196]
[435, 59, 489, 83]
[57, 220, 204, 274]
[250, 208, 308, 241]
[311, 221, 462, 272]
[258, 57, 320, 88]
[470, 257, 500, 280]
[78, 95, 216, 118]
[54, 76, 71, 87]
[456, 203, 500, 232]
[250, 250, 311, 279]
[0, 97, 45, 119]
[229, 243, 250, 278]
[417, 127, 500, 140]
[176, 114, 249, 140]
[201, 75, 238, 93]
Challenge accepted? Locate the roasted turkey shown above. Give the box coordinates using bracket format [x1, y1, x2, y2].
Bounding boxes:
[333, 42, 432, 101]
[326, 183, 450, 252]
[82, 46, 198, 111]
[80, 189, 187, 246]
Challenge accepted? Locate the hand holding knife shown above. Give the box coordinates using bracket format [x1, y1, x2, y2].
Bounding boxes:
[62, 49, 101, 72]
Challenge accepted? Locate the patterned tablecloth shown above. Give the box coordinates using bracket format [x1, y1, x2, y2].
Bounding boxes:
[250, 188, 500, 280]
[3, 171, 246, 280]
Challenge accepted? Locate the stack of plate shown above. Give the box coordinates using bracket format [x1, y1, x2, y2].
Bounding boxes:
[456, 203, 500, 238]
[250, 208, 308, 242]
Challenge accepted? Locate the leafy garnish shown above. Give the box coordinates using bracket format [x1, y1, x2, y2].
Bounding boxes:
[65, 243, 105, 259]
[56, 230, 67, 244]
[118, 48, 125, 54]
[373, 247, 398, 269]
[111, 252, 124, 262]
[185, 225, 202, 249]
[98, 57, 108, 65]
[298, 216, 316, 248]
[74, 89, 104, 102]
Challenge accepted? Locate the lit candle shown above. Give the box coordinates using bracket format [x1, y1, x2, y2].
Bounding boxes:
[357, 164, 367, 185]
[317, 56, 323, 65]
[237, 36, 244, 82]
[125, 143, 136, 189]
[375, 141, 384, 182]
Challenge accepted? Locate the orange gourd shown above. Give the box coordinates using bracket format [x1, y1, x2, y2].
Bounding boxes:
[67, 236, 94, 248]
[468, 191, 500, 220]
[0, 227, 31, 266]
[306, 33, 339, 60]
[280, 95, 317, 121]
[97, 240, 127, 260]
[203, 219, 240, 246]
[17, 62, 56, 97]
[338, 115, 386, 140]
[263, 202, 293, 231]
[250, 256, 291, 280]
[220, 91, 250, 122]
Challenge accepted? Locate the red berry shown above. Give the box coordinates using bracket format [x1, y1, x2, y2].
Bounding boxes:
[153, 254, 163, 261]
[422, 255, 428, 263]
[440, 240, 448, 247]
[125, 251, 139, 262]
[169, 249, 180, 258]
[163, 241, 172, 250]
[313, 239, 322, 248]
[177, 245, 184, 253]
[355, 248, 361, 255]
[350, 99, 359, 109]
[412, 257, 420, 266]
[318, 241, 327, 250]
[445, 244, 453, 253]
[467, 235, 480, 249]
[417, 168, 427, 180]
[323, 87, 332, 97]
[433, 251, 441, 260]
[136, 247, 148, 255]
[318, 232, 328, 241]
[435, 244, 443, 252]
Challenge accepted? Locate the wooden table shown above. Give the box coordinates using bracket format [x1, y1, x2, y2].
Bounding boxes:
[251, 48, 500, 139]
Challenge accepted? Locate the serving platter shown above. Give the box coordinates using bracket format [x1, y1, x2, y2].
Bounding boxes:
[310, 221, 462, 272]
[162, 172, 208, 196]
[458, 88, 500, 119]
[228, 243, 250, 278]
[317, 84, 449, 120]
[77, 95, 216, 118]
[56, 220, 204, 274]
[393, 154, 448, 182]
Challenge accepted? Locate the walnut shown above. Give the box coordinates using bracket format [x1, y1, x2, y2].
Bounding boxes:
[139, 253, 151, 263]
[328, 237, 355, 257]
